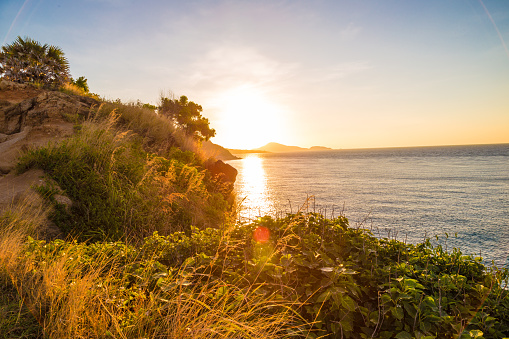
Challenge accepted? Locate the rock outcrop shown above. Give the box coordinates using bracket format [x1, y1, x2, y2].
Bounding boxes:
[0, 80, 99, 174]
[205, 159, 238, 184]
[204, 159, 238, 203]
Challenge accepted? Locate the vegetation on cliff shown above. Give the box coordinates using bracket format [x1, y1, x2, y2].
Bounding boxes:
[1, 37, 508, 339]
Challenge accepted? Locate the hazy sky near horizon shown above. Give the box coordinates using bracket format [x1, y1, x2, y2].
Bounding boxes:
[1, 0, 508, 149]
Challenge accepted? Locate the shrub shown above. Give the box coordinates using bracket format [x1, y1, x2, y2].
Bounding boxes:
[159, 94, 216, 142]
[144, 213, 509, 339]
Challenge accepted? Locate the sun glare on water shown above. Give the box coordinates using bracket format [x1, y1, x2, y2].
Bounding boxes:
[239, 155, 266, 198]
[235, 154, 272, 219]
[212, 86, 290, 150]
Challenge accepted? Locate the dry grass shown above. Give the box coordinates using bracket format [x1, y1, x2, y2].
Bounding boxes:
[93, 102, 179, 155]
[92, 102, 212, 162]
[0, 199, 47, 338]
[1, 247, 301, 338]
[59, 82, 101, 100]
[0, 200, 302, 338]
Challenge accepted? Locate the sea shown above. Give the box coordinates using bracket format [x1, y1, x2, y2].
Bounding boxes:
[227, 143, 509, 268]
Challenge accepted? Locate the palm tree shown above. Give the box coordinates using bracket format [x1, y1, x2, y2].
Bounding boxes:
[0, 36, 70, 87]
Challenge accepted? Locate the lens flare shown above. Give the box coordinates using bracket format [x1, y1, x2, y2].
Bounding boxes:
[253, 226, 270, 243]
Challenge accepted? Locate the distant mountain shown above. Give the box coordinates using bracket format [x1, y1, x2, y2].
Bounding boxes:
[255, 142, 306, 152]
[309, 146, 332, 151]
[255, 142, 332, 153]
[201, 140, 240, 161]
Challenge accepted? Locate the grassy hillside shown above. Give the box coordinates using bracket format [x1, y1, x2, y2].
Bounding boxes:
[15, 112, 230, 242]
[1, 86, 509, 338]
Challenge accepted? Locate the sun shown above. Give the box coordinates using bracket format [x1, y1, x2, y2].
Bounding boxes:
[211, 86, 290, 150]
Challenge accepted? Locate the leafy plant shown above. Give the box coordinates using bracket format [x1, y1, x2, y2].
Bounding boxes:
[157, 213, 509, 339]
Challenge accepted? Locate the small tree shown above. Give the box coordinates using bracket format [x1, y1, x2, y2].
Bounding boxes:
[71, 76, 89, 93]
[0, 36, 70, 87]
[159, 95, 216, 141]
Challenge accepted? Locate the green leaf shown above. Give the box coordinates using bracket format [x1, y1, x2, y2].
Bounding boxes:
[394, 331, 412, 339]
[316, 290, 331, 303]
[484, 316, 496, 323]
[340, 319, 353, 332]
[404, 278, 417, 288]
[320, 267, 334, 272]
[215, 286, 228, 298]
[369, 310, 379, 324]
[391, 306, 404, 320]
[341, 295, 357, 312]
[381, 293, 392, 304]
[419, 320, 432, 333]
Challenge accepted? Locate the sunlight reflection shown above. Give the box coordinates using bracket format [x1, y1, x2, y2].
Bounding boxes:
[234, 154, 271, 220]
[242, 156, 265, 195]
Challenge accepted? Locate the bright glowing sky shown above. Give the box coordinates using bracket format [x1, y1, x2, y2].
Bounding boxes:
[1, 0, 508, 149]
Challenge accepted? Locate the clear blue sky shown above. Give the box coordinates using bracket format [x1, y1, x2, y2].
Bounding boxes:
[1, 0, 508, 149]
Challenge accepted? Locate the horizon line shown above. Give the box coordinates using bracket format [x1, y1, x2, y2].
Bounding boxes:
[226, 141, 509, 153]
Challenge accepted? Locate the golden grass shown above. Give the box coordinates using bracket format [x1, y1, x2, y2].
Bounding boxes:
[60, 82, 101, 100]
[0, 200, 303, 338]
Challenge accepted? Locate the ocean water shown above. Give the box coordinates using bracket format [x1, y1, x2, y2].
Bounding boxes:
[227, 144, 509, 268]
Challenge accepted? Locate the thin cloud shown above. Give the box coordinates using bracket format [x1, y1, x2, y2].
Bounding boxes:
[340, 23, 362, 40]
[312, 61, 372, 83]
[185, 45, 298, 90]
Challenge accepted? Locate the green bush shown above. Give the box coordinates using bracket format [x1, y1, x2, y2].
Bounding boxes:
[141, 213, 509, 339]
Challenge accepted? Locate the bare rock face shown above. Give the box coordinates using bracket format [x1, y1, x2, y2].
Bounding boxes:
[0, 80, 99, 174]
[0, 97, 37, 134]
[0, 79, 43, 103]
[204, 159, 238, 204]
[0, 88, 98, 136]
[205, 159, 238, 184]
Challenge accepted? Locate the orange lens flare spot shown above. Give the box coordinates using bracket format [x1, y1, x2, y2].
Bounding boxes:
[253, 226, 270, 243]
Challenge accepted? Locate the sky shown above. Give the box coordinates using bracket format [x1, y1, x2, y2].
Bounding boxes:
[1, 0, 508, 150]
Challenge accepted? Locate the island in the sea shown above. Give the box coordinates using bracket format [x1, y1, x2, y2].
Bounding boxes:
[202, 142, 334, 160]
[230, 142, 334, 154]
